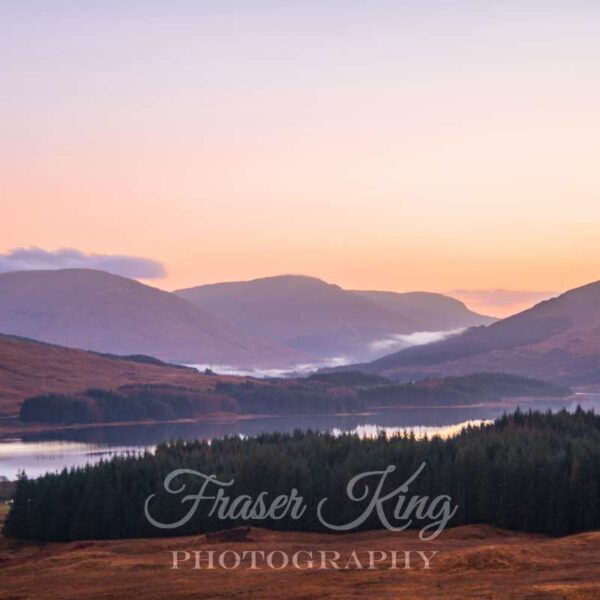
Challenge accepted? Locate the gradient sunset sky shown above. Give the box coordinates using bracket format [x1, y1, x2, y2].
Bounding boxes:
[2, 1, 600, 316]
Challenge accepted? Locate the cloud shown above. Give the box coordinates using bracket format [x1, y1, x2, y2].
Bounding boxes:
[453, 289, 557, 308]
[0, 247, 166, 279]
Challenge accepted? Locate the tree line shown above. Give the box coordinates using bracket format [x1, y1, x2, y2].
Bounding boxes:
[359, 372, 570, 407]
[19, 385, 237, 424]
[215, 380, 363, 414]
[19, 373, 569, 425]
[4, 408, 600, 541]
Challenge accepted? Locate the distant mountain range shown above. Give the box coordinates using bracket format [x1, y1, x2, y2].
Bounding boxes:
[2, 271, 599, 420]
[0, 269, 308, 368]
[353, 290, 494, 331]
[175, 275, 494, 361]
[341, 280, 600, 385]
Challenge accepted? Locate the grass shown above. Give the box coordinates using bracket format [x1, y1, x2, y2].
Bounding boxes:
[0, 503, 11, 530]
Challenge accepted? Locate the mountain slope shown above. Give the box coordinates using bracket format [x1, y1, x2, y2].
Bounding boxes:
[0, 333, 226, 417]
[175, 275, 420, 360]
[0, 269, 307, 368]
[348, 280, 600, 384]
[353, 290, 495, 330]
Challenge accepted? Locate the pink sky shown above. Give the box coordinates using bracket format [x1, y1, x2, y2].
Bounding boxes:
[2, 2, 600, 317]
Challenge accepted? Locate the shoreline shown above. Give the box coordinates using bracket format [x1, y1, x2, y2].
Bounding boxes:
[0, 411, 262, 440]
[0, 393, 586, 441]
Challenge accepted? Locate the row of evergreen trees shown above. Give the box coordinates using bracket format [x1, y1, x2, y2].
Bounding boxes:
[19, 373, 569, 425]
[19, 385, 237, 424]
[359, 372, 569, 406]
[216, 380, 364, 414]
[5, 408, 600, 541]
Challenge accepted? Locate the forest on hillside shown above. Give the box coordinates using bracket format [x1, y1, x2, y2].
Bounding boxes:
[19, 385, 238, 424]
[19, 372, 569, 425]
[359, 372, 570, 407]
[5, 408, 599, 541]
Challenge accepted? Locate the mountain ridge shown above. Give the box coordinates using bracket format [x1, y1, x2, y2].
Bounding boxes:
[340, 279, 600, 384]
[352, 289, 495, 330]
[175, 275, 493, 361]
[0, 269, 308, 368]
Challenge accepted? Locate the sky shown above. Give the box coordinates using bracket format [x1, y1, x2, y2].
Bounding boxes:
[1, 1, 600, 317]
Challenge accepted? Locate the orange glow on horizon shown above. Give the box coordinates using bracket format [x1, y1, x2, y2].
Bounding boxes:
[2, 2, 600, 320]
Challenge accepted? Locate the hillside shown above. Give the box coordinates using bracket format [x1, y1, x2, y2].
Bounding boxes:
[353, 289, 495, 330]
[0, 269, 308, 368]
[358, 372, 570, 407]
[176, 275, 488, 361]
[349, 279, 600, 384]
[11, 371, 568, 427]
[0, 333, 228, 418]
[176, 275, 418, 360]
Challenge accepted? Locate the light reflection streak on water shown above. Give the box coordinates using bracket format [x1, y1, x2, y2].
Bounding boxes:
[331, 419, 492, 440]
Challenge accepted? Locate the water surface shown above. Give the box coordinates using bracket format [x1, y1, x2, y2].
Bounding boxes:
[1, 395, 597, 479]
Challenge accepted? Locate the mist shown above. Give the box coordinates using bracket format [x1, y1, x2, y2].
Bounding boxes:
[186, 328, 466, 378]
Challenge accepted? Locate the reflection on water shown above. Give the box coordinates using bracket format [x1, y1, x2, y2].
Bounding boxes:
[0, 439, 150, 480]
[338, 419, 492, 440]
[1, 395, 599, 479]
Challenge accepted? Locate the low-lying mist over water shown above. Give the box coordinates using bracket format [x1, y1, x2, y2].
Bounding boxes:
[186, 356, 350, 379]
[186, 328, 465, 378]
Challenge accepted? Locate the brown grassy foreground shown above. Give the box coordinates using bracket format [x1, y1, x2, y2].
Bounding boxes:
[0, 505, 9, 528]
[1, 525, 600, 599]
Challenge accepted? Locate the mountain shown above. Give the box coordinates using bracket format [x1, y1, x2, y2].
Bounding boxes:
[176, 275, 422, 361]
[0, 269, 308, 369]
[0, 333, 222, 418]
[175, 275, 495, 362]
[345, 280, 600, 384]
[352, 290, 495, 331]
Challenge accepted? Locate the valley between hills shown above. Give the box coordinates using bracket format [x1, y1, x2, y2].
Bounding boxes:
[0, 330, 574, 438]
